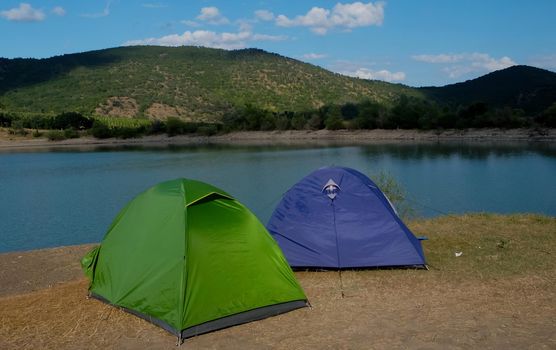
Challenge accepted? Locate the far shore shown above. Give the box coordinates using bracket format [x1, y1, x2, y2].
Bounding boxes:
[0, 128, 555, 151]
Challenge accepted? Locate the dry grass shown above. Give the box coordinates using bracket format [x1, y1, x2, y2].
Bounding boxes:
[411, 213, 556, 279]
[0, 244, 94, 298]
[0, 214, 554, 349]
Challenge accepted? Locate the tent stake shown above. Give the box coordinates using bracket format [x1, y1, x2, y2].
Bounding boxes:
[338, 270, 345, 298]
[176, 334, 183, 347]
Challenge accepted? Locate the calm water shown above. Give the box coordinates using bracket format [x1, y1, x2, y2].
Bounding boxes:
[1, 142, 555, 253]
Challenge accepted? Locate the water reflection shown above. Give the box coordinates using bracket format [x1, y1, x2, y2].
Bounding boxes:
[360, 142, 556, 160]
[3, 140, 554, 159]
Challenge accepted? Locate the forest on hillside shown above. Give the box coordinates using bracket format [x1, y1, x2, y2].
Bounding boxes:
[1, 96, 554, 140]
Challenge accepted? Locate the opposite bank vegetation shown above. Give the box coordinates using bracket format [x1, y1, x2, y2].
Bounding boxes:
[1, 97, 556, 141]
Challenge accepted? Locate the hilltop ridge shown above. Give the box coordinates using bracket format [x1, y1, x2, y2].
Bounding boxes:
[0, 46, 420, 121]
[421, 65, 556, 113]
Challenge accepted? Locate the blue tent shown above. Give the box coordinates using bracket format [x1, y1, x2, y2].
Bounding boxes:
[267, 167, 426, 269]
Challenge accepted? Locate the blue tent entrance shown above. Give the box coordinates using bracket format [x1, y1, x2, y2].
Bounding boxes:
[267, 167, 426, 269]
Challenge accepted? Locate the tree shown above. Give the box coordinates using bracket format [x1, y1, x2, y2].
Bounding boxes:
[90, 121, 112, 139]
[307, 113, 323, 130]
[325, 115, 343, 130]
[290, 113, 307, 130]
[340, 103, 358, 120]
[355, 100, 381, 129]
[537, 103, 556, 127]
[274, 113, 291, 130]
[389, 95, 420, 129]
[222, 109, 247, 131]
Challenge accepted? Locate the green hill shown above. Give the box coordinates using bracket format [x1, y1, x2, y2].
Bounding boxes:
[0, 46, 421, 122]
[1, 47, 555, 130]
[421, 65, 556, 114]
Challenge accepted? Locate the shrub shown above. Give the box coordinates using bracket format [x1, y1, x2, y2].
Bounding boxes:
[324, 115, 343, 130]
[307, 114, 323, 130]
[90, 121, 112, 139]
[114, 127, 142, 139]
[274, 114, 291, 130]
[536, 103, 556, 127]
[63, 128, 80, 139]
[0, 112, 13, 127]
[8, 127, 28, 136]
[290, 114, 307, 130]
[52, 112, 93, 130]
[165, 117, 185, 136]
[46, 130, 66, 141]
[147, 120, 165, 135]
[182, 122, 198, 134]
[197, 124, 218, 136]
[372, 170, 415, 220]
[8, 119, 27, 135]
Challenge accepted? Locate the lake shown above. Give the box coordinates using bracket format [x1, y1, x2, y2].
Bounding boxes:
[0, 141, 555, 253]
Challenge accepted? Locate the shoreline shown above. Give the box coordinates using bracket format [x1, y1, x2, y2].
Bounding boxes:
[0, 128, 555, 151]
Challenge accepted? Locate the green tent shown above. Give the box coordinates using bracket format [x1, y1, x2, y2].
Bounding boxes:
[82, 178, 307, 341]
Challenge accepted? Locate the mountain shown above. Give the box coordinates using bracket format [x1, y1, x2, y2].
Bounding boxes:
[0, 46, 421, 122]
[421, 65, 556, 114]
[1, 47, 554, 123]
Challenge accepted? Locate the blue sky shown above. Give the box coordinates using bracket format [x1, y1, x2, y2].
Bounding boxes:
[1, 1, 555, 86]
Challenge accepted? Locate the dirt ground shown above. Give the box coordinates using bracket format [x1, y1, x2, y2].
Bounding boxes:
[0, 215, 555, 349]
[1, 127, 555, 151]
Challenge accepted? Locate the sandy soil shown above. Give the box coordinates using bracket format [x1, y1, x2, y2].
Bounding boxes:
[1, 128, 555, 151]
[0, 245, 94, 298]
[0, 254, 553, 350]
[1, 215, 555, 349]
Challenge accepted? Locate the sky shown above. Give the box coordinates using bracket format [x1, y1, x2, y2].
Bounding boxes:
[1, 0, 555, 86]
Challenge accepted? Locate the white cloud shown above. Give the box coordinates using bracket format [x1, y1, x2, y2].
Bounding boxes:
[181, 20, 200, 27]
[276, 1, 384, 35]
[197, 6, 229, 25]
[52, 6, 65, 16]
[254, 9, 274, 21]
[472, 54, 514, 71]
[341, 68, 405, 82]
[302, 53, 327, 60]
[124, 30, 287, 50]
[82, 1, 111, 18]
[251, 33, 287, 41]
[237, 20, 253, 32]
[331, 2, 384, 28]
[412, 52, 516, 78]
[1, 3, 45, 22]
[412, 54, 462, 64]
[142, 3, 167, 9]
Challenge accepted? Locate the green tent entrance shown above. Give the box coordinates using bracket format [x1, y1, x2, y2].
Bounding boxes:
[81, 178, 307, 340]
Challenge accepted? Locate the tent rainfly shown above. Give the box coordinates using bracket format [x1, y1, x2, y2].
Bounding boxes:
[82, 178, 307, 342]
[267, 167, 427, 269]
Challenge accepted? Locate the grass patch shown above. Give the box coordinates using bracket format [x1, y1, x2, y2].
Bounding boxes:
[409, 213, 556, 279]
